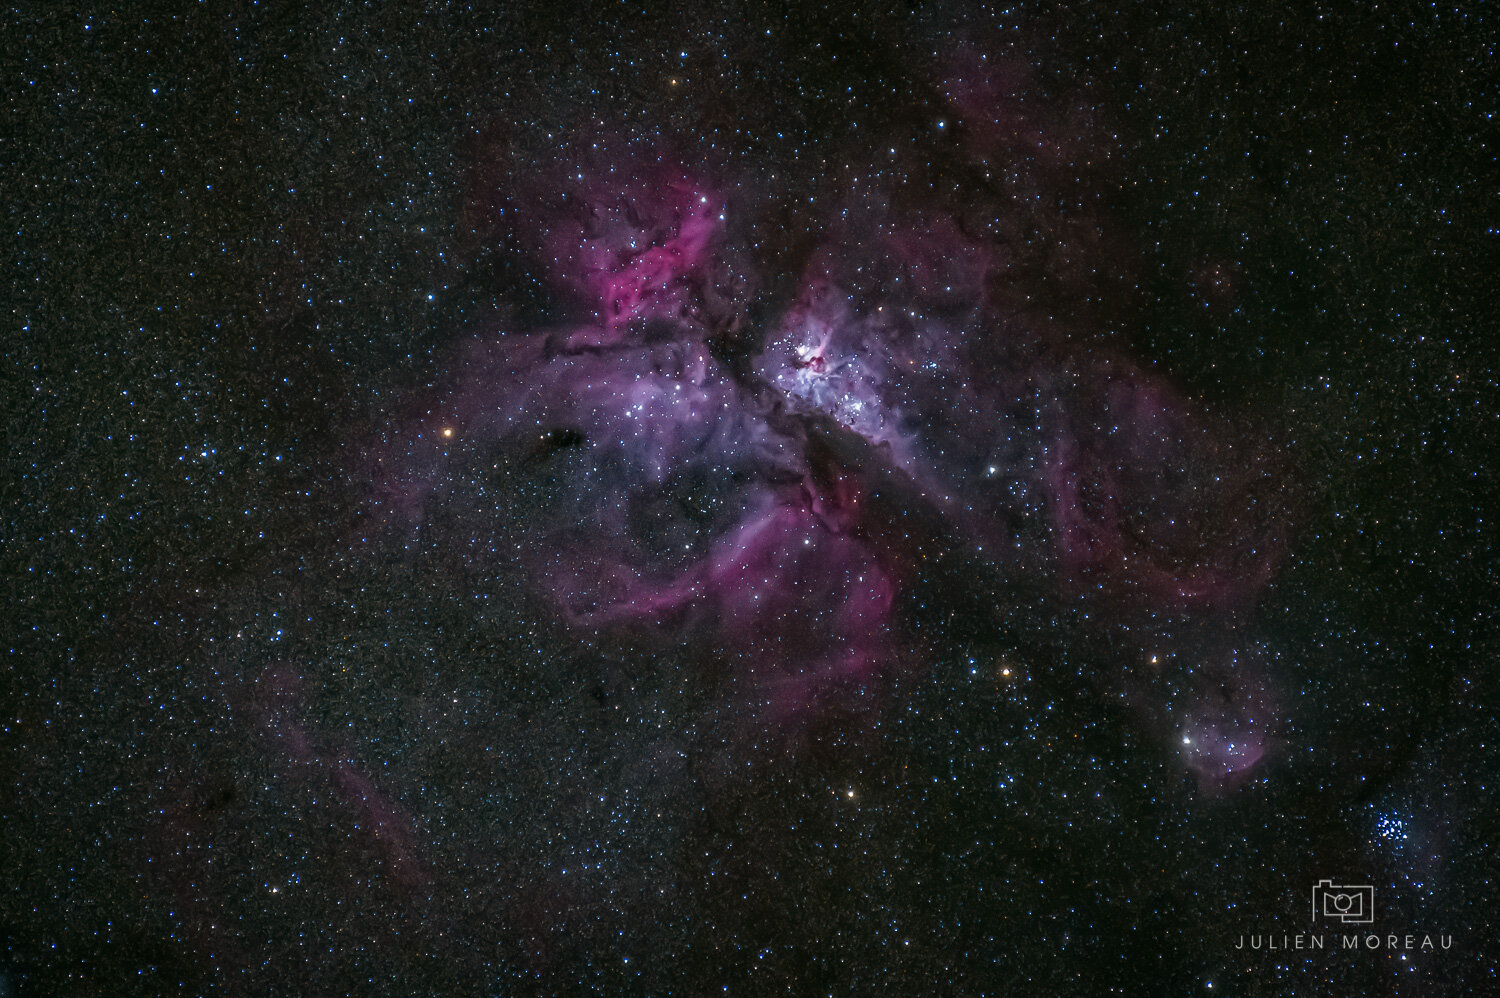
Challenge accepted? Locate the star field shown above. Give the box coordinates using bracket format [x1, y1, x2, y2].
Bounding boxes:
[3, 3, 1495, 996]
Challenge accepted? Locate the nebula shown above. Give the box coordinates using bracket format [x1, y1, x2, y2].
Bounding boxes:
[363, 62, 1289, 789]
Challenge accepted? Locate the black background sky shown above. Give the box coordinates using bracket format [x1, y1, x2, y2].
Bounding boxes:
[3, 2, 1496, 995]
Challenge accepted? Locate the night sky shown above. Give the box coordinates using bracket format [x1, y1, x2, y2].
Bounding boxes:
[3, 3, 1496, 995]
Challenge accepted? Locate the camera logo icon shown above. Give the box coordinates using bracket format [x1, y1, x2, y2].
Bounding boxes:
[1312, 879, 1376, 924]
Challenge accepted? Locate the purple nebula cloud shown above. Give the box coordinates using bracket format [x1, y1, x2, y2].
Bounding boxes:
[363, 66, 1293, 786]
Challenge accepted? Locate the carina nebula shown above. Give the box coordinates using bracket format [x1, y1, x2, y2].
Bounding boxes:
[365, 58, 1291, 790]
[12, 4, 1490, 992]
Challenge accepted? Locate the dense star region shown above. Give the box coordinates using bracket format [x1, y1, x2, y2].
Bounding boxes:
[3, 4, 1494, 996]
